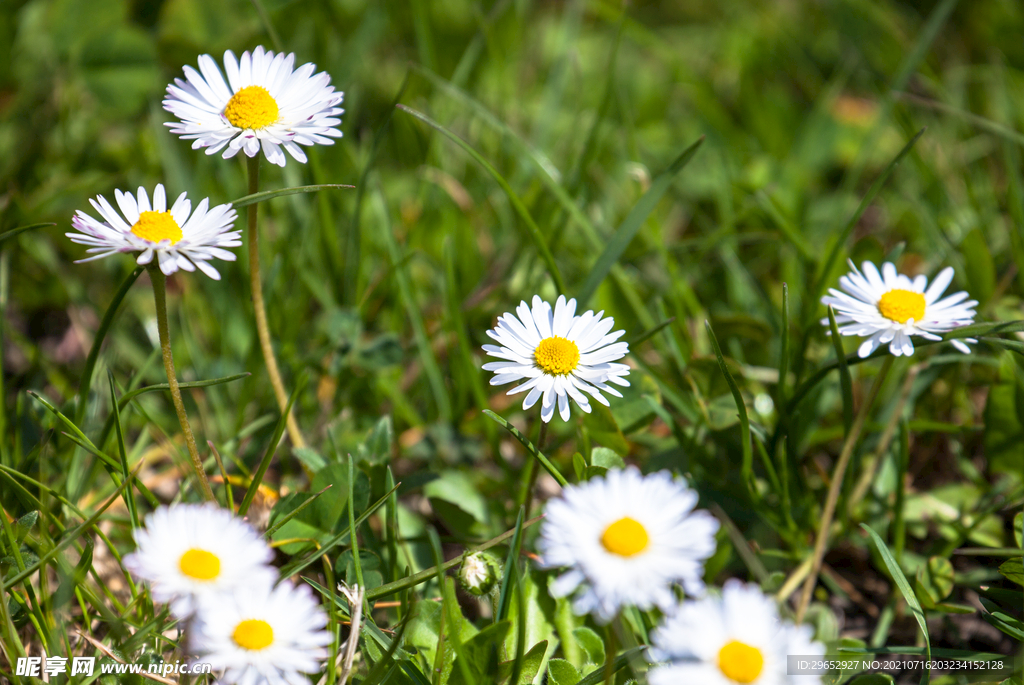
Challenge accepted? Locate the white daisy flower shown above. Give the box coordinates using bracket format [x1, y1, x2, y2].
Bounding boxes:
[482, 295, 631, 423]
[163, 46, 344, 167]
[822, 260, 977, 358]
[536, 466, 719, 623]
[67, 184, 240, 280]
[123, 504, 277, 618]
[647, 580, 825, 685]
[190, 578, 331, 685]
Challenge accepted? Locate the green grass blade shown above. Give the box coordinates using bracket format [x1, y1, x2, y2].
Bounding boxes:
[861, 523, 931, 674]
[483, 410, 567, 487]
[576, 137, 704, 307]
[495, 506, 525, 623]
[812, 129, 926, 308]
[376, 186, 452, 422]
[238, 375, 304, 516]
[827, 306, 854, 437]
[279, 480, 401, 577]
[346, 446, 365, 591]
[5, 471, 135, 588]
[230, 184, 355, 209]
[0, 222, 54, 244]
[348, 71, 410, 304]
[264, 484, 332, 538]
[96, 373, 250, 447]
[777, 282, 791, 412]
[705, 321, 752, 495]
[365, 514, 544, 601]
[397, 103, 566, 293]
[106, 372, 138, 530]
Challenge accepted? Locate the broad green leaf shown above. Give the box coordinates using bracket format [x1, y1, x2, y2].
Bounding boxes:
[572, 626, 604, 666]
[293, 447, 327, 472]
[448, 621, 510, 685]
[997, 557, 1023, 587]
[547, 659, 583, 685]
[915, 556, 955, 606]
[590, 447, 625, 471]
[424, 470, 492, 537]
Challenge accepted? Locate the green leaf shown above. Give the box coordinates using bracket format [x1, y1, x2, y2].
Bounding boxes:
[499, 640, 548, 685]
[706, 320, 753, 494]
[572, 453, 587, 482]
[547, 659, 583, 685]
[424, 470, 492, 538]
[230, 184, 355, 208]
[581, 402, 629, 457]
[1014, 512, 1022, 549]
[448, 620, 510, 684]
[982, 353, 1024, 476]
[484, 410, 568, 487]
[292, 447, 327, 473]
[572, 626, 605, 666]
[915, 556, 955, 606]
[827, 305, 854, 437]
[14, 512, 38, 543]
[576, 137, 704, 306]
[933, 602, 976, 614]
[357, 416, 394, 466]
[861, 524, 930, 660]
[997, 557, 1023, 587]
[589, 447, 625, 471]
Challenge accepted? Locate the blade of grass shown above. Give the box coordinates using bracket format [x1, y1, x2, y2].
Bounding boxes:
[106, 373, 138, 530]
[811, 129, 926, 312]
[238, 375, 304, 516]
[75, 266, 145, 425]
[375, 185, 452, 422]
[366, 515, 544, 602]
[862, 523, 931, 684]
[796, 357, 894, 622]
[397, 103, 566, 293]
[230, 184, 355, 209]
[346, 450, 365, 592]
[576, 138, 704, 307]
[576, 647, 645, 685]
[0, 222, 54, 244]
[827, 306, 854, 437]
[483, 410, 567, 487]
[349, 71, 409, 305]
[5, 468, 137, 588]
[495, 506, 525, 623]
[264, 484, 332, 538]
[279, 481, 401, 577]
[705, 321, 753, 496]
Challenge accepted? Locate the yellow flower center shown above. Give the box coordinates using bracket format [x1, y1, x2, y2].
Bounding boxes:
[223, 85, 280, 130]
[232, 619, 275, 651]
[877, 289, 926, 324]
[600, 516, 649, 557]
[718, 640, 765, 684]
[130, 211, 183, 245]
[534, 336, 580, 376]
[178, 548, 221, 581]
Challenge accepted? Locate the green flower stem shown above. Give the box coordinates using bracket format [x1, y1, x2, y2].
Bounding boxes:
[795, 355, 894, 622]
[246, 154, 306, 449]
[148, 264, 215, 502]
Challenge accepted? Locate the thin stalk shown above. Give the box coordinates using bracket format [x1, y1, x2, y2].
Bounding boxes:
[795, 356, 893, 621]
[246, 155, 306, 449]
[148, 265, 215, 502]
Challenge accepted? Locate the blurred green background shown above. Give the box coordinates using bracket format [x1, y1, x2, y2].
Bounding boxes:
[2, 0, 1023, 664]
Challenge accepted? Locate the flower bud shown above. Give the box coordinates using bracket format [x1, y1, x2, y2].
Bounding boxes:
[457, 552, 500, 596]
